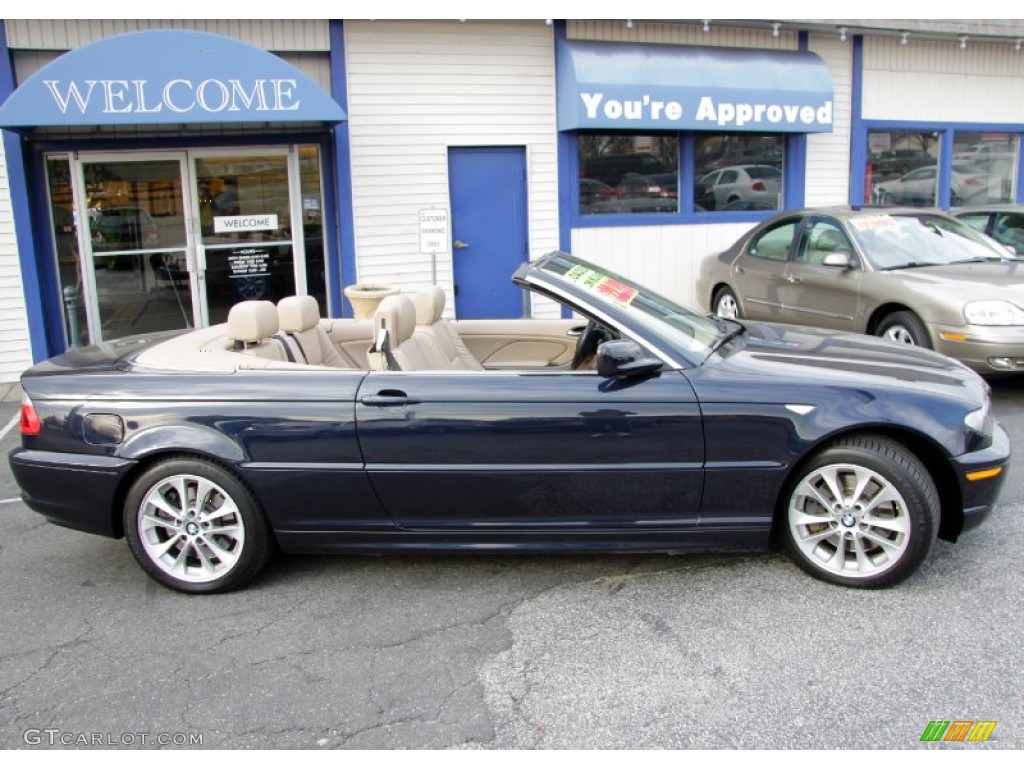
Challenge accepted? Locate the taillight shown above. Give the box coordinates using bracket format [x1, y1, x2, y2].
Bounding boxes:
[751, 181, 766, 192]
[963, 178, 982, 187]
[20, 395, 41, 436]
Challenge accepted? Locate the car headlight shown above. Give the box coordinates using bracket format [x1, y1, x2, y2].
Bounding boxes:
[963, 300, 1024, 326]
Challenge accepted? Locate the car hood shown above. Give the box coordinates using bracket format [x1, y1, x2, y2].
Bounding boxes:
[880, 261, 1024, 291]
[693, 320, 985, 405]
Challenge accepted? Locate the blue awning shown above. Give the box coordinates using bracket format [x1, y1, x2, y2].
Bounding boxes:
[0, 29, 346, 129]
[557, 39, 833, 133]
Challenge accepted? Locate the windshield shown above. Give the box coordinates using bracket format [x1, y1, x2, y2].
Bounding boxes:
[536, 253, 723, 357]
[847, 213, 1008, 270]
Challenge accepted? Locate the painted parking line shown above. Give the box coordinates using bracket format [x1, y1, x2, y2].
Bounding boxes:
[1, 498, 23, 505]
[0, 413, 19, 442]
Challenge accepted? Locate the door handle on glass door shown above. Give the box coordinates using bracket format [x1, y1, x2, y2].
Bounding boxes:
[454, 240, 469, 250]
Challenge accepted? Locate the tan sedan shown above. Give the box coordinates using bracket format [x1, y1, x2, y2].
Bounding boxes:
[696, 207, 1024, 374]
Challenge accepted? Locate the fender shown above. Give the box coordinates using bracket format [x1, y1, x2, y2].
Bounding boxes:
[118, 423, 246, 463]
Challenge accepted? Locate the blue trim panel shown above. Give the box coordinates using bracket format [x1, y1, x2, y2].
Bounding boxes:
[785, 133, 807, 209]
[849, 35, 865, 205]
[0, 21, 50, 361]
[936, 127, 955, 209]
[330, 19, 358, 318]
[27, 150, 64, 354]
[553, 21, 573, 319]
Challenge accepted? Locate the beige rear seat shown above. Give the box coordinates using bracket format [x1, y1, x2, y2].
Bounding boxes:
[227, 301, 289, 361]
[412, 286, 484, 370]
[278, 295, 358, 367]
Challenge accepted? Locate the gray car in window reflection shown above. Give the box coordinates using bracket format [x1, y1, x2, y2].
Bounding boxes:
[697, 207, 1024, 374]
[697, 165, 781, 210]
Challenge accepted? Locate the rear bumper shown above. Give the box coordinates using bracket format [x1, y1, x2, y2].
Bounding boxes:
[8, 449, 136, 538]
[949, 423, 1011, 537]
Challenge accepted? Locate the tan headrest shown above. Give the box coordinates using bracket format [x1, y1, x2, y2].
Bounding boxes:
[413, 286, 445, 325]
[374, 294, 416, 344]
[227, 300, 279, 342]
[278, 295, 320, 332]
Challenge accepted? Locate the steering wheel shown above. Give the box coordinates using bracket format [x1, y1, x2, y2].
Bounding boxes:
[571, 319, 610, 370]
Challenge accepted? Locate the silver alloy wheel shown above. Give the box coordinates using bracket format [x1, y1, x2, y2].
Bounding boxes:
[137, 473, 246, 584]
[715, 292, 738, 319]
[788, 462, 911, 579]
[883, 325, 917, 345]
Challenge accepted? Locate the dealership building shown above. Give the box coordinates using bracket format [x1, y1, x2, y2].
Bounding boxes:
[2, 18, 1023, 382]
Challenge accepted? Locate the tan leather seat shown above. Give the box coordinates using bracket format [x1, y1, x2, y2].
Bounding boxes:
[277, 295, 357, 367]
[226, 301, 289, 361]
[412, 286, 484, 370]
[368, 294, 435, 371]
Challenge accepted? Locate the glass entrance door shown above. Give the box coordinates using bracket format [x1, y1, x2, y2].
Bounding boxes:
[190, 150, 302, 325]
[75, 154, 196, 341]
[64, 146, 324, 345]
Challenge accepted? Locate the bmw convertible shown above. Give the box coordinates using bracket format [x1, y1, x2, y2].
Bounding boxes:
[9, 251, 1010, 593]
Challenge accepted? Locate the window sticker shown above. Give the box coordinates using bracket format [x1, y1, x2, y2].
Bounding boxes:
[850, 214, 898, 232]
[564, 265, 638, 305]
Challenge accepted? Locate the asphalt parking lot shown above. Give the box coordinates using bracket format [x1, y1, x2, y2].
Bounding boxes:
[0, 379, 1022, 750]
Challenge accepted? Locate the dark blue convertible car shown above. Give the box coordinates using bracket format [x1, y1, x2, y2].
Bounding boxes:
[9, 251, 1010, 592]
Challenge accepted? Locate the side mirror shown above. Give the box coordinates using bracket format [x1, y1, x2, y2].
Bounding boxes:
[822, 252, 852, 269]
[596, 340, 662, 379]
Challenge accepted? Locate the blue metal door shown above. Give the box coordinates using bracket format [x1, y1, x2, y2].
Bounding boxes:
[448, 147, 529, 318]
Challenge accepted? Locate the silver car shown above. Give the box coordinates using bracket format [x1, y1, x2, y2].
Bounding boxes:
[696, 207, 1024, 374]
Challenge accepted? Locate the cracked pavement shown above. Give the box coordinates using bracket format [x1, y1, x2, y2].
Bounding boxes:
[1, 379, 1023, 749]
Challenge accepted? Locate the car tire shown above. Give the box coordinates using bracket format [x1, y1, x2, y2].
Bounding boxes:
[123, 456, 274, 594]
[713, 287, 742, 320]
[781, 435, 938, 588]
[876, 311, 931, 348]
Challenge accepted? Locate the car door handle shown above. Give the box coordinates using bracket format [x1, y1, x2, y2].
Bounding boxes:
[735, 266, 746, 275]
[787, 275, 803, 284]
[360, 390, 421, 407]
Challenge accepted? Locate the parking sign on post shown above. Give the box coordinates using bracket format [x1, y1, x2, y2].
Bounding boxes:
[419, 207, 449, 284]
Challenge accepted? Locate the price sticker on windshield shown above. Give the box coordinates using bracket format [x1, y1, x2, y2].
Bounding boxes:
[850, 214, 898, 232]
[565, 265, 638, 305]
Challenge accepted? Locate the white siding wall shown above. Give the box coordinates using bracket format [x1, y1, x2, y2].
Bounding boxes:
[0, 136, 34, 382]
[806, 33, 852, 206]
[345, 20, 560, 318]
[863, 37, 1024, 122]
[5, 19, 329, 51]
[567, 21, 795, 310]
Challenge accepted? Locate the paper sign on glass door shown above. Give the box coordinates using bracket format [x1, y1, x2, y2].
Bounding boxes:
[214, 214, 279, 234]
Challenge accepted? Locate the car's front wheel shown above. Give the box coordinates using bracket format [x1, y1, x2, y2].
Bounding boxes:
[713, 286, 741, 320]
[876, 310, 931, 348]
[782, 436, 938, 588]
[123, 457, 273, 593]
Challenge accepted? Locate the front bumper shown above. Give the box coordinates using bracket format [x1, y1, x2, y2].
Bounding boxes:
[8, 449, 137, 538]
[932, 324, 1024, 373]
[949, 423, 1011, 537]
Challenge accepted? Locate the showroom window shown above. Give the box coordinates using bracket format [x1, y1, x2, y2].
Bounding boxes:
[577, 132, 787, 218]
[952, 131, 1018, 204]
[864, 128, 1021, 209]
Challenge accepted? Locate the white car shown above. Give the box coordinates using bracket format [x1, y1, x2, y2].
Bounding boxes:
[874, 164, 987, 206]
[697, 165, 781, 210]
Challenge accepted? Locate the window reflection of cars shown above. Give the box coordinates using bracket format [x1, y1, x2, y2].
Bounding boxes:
[871, 148, 934, 178]
[579, 178, 619, 212]
[90, 206, 160, 251]
[698, 165, 782, 210]
[696, 207, 1024, 374]
[873, 165, 987, 206]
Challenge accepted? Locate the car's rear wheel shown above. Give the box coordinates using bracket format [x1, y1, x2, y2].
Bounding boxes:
[713, 286, 741, 320]
[782, 436, 938, 588]
[124, 457, 273, 593]
[876, 310, 930, 348]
